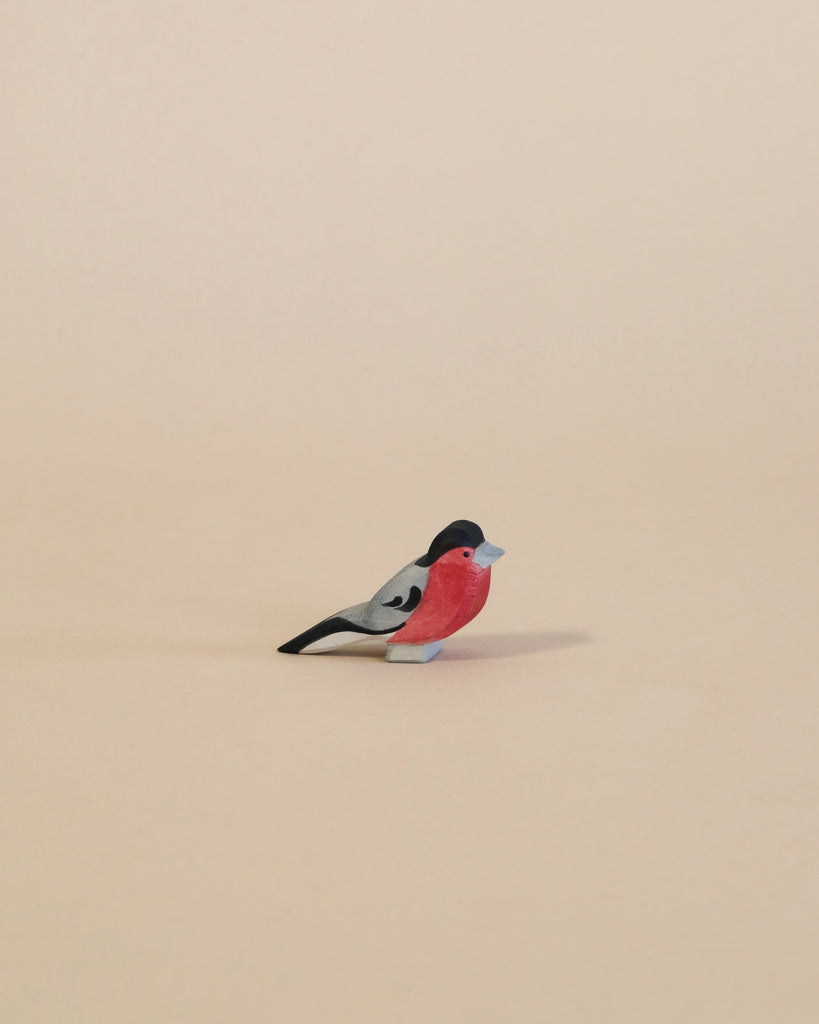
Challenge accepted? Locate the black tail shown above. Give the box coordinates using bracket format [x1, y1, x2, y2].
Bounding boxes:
[278, 616, 402, 654]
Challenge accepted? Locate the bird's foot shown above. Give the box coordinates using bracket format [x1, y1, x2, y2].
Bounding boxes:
[385, 641, 443, 663]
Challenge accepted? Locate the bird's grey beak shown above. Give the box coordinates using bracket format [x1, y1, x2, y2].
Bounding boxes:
[474, 541, 505, 569]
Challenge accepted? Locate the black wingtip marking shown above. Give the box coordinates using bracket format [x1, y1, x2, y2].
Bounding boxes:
[382, 584, 422, 613]
[278, 616, 404, 654]
[277, 638, 305, 654]
[398, 585, 422, 613]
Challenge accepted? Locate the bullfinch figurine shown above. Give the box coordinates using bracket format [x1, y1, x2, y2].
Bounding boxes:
[278, 520, 504, 662]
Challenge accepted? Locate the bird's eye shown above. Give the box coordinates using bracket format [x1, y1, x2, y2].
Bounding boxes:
[463, 551, 470, 557]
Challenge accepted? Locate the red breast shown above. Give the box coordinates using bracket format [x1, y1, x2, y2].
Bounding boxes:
[392, 548, 492, 645]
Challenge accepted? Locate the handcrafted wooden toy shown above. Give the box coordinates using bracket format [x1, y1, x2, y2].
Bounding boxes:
[278, 520, 504, 662]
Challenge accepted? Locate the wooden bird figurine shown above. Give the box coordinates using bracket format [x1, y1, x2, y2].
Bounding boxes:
[278, 520, 504, 662]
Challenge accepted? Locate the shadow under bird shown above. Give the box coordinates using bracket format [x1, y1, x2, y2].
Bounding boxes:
[278, 520, 505, 662]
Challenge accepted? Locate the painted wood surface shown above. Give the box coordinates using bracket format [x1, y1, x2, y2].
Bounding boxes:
[278, 520, 504, 661]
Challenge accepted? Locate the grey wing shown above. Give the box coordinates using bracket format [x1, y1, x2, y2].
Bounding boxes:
[340, 559, 430, 633]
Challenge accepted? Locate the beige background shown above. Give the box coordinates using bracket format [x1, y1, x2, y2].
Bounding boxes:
[2, 2, 818, 1021]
